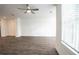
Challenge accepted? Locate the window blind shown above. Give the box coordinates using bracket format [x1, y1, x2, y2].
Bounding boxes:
[62, 4, 79, 52]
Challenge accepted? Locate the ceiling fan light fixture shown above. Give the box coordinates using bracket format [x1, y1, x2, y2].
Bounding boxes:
[27, 6, 31, 9]
[27, 10, 31, 13]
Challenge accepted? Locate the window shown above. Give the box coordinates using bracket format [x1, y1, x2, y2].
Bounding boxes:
[62, 4, 79, 53]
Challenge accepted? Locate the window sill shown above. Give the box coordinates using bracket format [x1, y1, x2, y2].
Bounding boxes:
[61, 41, 79, 55]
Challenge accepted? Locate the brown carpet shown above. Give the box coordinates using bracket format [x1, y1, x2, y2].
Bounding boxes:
[0, 37, 58, 55]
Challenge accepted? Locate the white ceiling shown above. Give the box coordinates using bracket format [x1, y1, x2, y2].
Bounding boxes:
[0, 4, 56, 18]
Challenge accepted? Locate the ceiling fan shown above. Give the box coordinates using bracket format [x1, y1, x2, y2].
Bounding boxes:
[17, 4, 39, 14]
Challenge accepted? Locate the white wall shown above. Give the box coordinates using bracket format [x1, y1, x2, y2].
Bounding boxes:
[18, 6, 56, 37]
[0, 4, 56, 37]
[56, 4, 77, 55]
[16, 18, 21, 37]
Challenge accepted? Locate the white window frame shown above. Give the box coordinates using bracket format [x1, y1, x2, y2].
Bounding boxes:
[61, 4, 79, 53]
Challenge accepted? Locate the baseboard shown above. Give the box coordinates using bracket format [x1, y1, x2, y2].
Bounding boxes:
[1, 36, 16, 38]
[1, 36, 56, 39]
[16, 35, 55, 37]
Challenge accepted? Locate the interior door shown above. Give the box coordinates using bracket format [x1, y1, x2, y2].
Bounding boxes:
[7, 18, 16, 36]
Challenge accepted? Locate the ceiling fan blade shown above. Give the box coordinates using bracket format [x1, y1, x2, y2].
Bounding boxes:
[31, 9, 39, 11]
[24, 11, 27, 14]
[17, 8, 26, 10]
[31, 11, 35, 14]
[26, 4, 29, 7]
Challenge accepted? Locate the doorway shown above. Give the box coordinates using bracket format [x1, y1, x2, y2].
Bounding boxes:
[1, 17, 16, 37]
